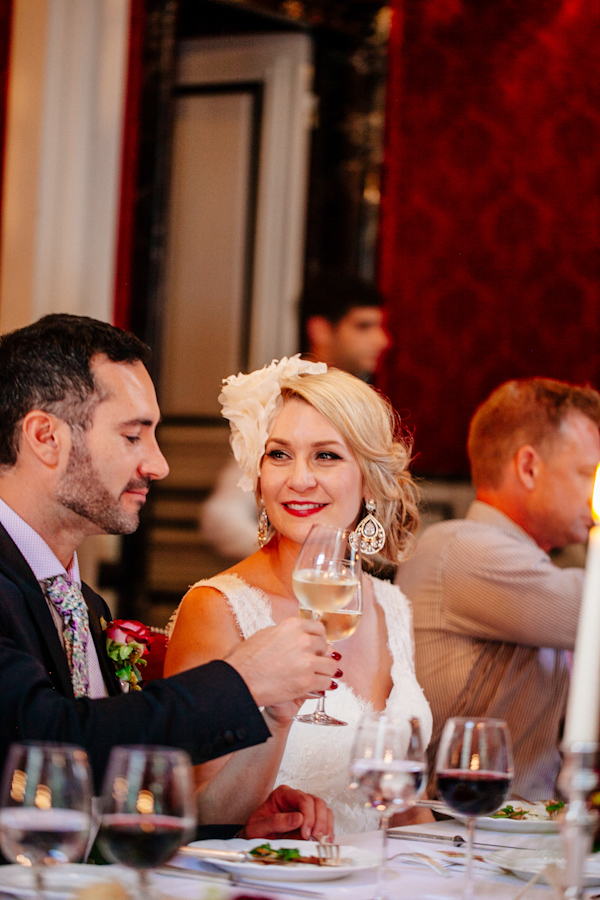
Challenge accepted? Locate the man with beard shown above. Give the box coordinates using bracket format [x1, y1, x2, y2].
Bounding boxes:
[0, 314, 337, 839]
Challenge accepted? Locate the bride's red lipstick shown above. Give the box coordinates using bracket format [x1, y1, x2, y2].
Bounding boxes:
[283, 502, 326, 517]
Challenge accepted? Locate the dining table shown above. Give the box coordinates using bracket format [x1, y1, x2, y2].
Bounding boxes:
[0, 818, 587, 899]
[151, 818, 573, 900]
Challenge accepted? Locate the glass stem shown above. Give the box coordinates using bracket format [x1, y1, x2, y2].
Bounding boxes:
[373, 813, 390, 900]
[464, 816, 476, 900]
[138, 868, 153, 900]
[314, 693, 326, 719]
[32, 864, 45, 900]
[313, 641, 332, 722]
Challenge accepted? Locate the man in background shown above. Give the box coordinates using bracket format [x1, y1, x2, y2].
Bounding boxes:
[300, 270, 389, 381]
[397, 377, 600, 800]
[201, 271, 390, 559]
[0, 314, 336, 838]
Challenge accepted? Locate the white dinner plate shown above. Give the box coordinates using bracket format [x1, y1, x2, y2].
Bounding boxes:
[0, 863, 137, 899]
[435, 800, 562, 833]
[476, 802, 562, 833]
[487, 847, 600, 886]
[179, 839, 379, 882]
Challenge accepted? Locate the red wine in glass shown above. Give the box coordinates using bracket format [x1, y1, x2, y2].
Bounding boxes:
[435, 718, 513, 900]
[99, 747, 196, 898]
[437, 770, 512, 817]
[99, 814, 191, 869]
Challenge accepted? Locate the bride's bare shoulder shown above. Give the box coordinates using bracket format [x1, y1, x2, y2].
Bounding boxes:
[224, 551, 273, 590]
[164, 581, 242, 676]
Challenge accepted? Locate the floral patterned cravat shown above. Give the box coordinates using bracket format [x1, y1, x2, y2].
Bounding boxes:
[42, 574, 90, 698]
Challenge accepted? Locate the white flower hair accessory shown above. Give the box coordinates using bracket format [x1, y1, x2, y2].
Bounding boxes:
[219, 354, 327, 492]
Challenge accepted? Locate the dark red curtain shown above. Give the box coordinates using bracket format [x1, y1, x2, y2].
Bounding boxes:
[378, 0, 600, 476]
[113, 0, 145, 331]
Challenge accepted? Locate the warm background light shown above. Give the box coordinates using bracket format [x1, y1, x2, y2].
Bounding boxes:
[591, 465, 600, 523]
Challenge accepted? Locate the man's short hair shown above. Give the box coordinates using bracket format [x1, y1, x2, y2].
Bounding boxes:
[300, 271, 383, 349]
[468, 377, 600, 489]
[0, 314, 151, 467]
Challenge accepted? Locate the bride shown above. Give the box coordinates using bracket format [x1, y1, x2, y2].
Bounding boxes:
[165, 357, 432, 834]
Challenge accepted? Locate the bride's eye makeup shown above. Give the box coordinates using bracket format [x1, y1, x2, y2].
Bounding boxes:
[265, 448, 290, 460]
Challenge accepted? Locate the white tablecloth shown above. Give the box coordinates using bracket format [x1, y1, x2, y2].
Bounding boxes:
[153, 820, 567, 900]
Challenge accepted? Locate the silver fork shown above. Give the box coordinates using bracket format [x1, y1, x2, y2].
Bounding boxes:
[315, 836, 341, 866]
[389, 850, 450, 878]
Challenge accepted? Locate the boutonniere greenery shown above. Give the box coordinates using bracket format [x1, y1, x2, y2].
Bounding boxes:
[100, 618, 151, 691]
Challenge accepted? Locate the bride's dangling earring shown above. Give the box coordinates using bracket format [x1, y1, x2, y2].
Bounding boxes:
[351, 499, 386, 555]
[257, 501, 272, 548]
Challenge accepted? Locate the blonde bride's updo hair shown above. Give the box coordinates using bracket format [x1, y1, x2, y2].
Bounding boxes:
[276, 367, 419, 564]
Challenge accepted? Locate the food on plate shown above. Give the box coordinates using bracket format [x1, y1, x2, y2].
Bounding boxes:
[491, 800, 565, 820]
[249, 843, 322, 866]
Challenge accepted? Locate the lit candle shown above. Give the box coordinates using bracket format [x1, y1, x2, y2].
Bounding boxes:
[564, 464, 600, 745]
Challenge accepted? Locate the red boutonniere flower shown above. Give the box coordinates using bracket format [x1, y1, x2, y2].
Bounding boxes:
[101, 618, 152, 691]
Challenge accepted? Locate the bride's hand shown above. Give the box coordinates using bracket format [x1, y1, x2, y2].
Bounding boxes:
[263, 651, 343, 727]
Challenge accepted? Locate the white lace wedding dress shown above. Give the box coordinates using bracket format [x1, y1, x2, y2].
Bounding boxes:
[170, 573, 432, 835]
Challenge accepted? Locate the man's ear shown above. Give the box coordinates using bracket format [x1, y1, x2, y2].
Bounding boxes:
[514, 444, 540, 491]
[306, 315, 334, 349]
[20, 410, 66, 467]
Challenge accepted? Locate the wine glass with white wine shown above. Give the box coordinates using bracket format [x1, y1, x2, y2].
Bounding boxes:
[349, 715, 426, 900]
[0, 742, 92, 900]
[292, 523, 362, 726]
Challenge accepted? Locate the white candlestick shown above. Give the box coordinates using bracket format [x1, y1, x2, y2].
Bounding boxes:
[564, 522, 600, 744]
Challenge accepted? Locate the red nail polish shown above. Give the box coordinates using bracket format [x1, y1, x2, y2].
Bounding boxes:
[329, 681, 338, 691]
[331, 650, 342, 661]
[334, 668, 343, 678]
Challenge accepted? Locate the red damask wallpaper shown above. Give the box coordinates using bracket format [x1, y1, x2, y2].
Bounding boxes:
[378, 0, 600, 476]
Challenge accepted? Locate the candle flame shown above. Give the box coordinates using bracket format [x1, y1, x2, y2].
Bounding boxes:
[592, 465, 600, 524]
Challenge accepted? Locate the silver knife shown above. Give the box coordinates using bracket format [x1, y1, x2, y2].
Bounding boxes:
[388, 831, 547, 852]
[157, 863, 325, 898]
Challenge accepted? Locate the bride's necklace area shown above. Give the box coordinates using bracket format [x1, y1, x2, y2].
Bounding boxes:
[258, 534, 301, 604]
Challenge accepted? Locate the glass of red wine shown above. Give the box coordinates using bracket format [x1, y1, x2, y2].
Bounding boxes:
[435, 717, 513, 900]
[0, 742, 92, 900]
[98, 746, 196, 899]
[349, 714, 426, 900]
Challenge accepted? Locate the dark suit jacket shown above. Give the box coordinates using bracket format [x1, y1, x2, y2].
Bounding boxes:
[0, 524, 270, 791]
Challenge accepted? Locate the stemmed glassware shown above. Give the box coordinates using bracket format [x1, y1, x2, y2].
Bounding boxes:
[0, 742, 92, 900]
[349, 714, 426, 900]
[292, 523, 362, 726]
[435, 717, 513, 900]
[98, 746, 197, 899]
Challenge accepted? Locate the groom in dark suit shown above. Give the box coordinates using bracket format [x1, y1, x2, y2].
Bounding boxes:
[0, 314, 336, 839]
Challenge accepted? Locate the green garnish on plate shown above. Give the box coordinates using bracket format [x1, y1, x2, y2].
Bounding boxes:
[250, 843, 302, 861]
[491, 800, 565, 820]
